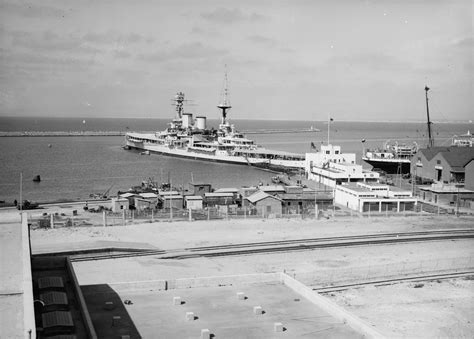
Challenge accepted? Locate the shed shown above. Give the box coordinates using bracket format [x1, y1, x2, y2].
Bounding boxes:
[204, 192, 235, 207]
[111, 197, 129, 213]
[160, 195, 184, 209]
[246, 191, 282, 217]
[185, 195, 203, 210]
[188, 183, 212, 196]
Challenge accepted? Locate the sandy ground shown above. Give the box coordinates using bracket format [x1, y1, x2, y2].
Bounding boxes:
[327, 278, 474, 338]
[29, 214, 474, 252]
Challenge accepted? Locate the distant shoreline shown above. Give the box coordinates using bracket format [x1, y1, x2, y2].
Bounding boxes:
[0, 128, 320, 137]
[0, 131, 127, 137]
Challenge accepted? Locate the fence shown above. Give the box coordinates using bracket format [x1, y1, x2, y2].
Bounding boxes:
[25, 200, 473, 229]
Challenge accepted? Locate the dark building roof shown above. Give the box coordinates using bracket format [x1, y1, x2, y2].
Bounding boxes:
[439, 147, 474, 172]
[418, 147, 474, 171]
[418, 147, 450, 161]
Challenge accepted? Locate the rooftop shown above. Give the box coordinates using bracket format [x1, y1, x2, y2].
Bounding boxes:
[81, 283, 364, 338]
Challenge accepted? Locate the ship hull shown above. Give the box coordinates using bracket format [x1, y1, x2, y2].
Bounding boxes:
[126, 140, 304, 172]
[362, 158, 411, 175]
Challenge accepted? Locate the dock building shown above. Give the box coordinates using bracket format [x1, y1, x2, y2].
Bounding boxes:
[335, 182, 417, 213]
[305, 145, 380, 188]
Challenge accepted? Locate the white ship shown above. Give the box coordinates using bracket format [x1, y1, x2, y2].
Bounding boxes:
[124, 72, 306, 172]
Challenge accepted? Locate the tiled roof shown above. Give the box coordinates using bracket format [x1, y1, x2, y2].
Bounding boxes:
[246, 191, 282, 203]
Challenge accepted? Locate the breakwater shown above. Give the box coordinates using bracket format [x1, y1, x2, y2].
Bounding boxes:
[0, 128, 319, 137]
[0, 131, 128, 137]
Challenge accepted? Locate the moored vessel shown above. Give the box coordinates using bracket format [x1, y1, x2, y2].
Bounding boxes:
[124, 71, 307, 172]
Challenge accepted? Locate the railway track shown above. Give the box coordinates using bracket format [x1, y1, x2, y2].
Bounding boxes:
[69, 229, 474, 262]
[313, 271, 474, 293]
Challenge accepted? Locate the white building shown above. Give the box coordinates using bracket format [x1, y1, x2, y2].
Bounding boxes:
[305, 144, 380, 188]
[185, 195, 203, 210]
[335, 182, 417, 213]
[111, 197, 129, 212]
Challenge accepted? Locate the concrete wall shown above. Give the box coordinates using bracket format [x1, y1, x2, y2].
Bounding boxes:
[21, 214, 36, 339]
[465, 160, 474, 190]
[280, 273, 384, 339]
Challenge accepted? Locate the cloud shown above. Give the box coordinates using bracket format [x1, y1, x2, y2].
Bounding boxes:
[10, 30, 100, 54]
[139, 42, 228, 62]
[327, 53, 411, 72]
[83, 31, 145, 45]
[451, 36, 473, 48]
[0, 2, 65, 18]
[247, 35, 277, 47]
[201, 8, 266, 23]
[113, 50, 132, 59]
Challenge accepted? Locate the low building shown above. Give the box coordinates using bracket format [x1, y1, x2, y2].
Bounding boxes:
[335, 182, 417, 213]
[465, 159, 474, 190]
[240, 187, 260, 207]
[412, 147, 474, 184]
[188, 183, 212, 196]
[119, 192, 139, 207]
[111, 197, 129, 212]
[204, 192, 236, 207]
[160, 195, 184, 209]
[258, 185, 286, 195]
[306, 145, 380, 188]
[134, 197, 156, 211]
[418, 183, 474, 208]
[185, 195, 203, 210]
[246, 191, 283, 216]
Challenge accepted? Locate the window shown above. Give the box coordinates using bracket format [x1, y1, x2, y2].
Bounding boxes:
[436, 160, 441, 165]
[335, 150, 339, 154]
[325, 151, 330, 154]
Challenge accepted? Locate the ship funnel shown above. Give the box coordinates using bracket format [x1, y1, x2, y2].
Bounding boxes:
[182, 113, 193, 128]
[195, 116, 206, 130]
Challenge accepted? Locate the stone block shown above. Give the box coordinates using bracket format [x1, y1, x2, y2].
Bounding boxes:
[274, 322, 284, 332]
[173, 296, 182, 305]
[201, 329, 210, 339]
[237, 292, 246, 300]
[253, 306, 263, 315]
[186, 312, 195, 321]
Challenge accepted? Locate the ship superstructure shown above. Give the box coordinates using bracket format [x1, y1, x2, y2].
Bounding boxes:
[125, 71, 305, 171]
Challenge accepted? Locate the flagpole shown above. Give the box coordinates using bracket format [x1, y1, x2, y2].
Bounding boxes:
[327, 113, 330, 146]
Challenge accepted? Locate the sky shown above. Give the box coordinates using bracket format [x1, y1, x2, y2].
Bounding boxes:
[0, 0, 472, 122]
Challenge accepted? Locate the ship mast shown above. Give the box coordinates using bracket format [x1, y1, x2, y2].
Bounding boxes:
[218, 66, 231, 126]
[425, 86, 434, 148]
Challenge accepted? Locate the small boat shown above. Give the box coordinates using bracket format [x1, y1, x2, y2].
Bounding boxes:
[33, 175, 41, 182]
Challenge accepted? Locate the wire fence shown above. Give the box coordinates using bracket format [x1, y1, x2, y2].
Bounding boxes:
[25, 201, 474, 229]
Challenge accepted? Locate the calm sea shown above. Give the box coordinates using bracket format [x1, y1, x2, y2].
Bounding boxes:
[0, 117, 471, 203]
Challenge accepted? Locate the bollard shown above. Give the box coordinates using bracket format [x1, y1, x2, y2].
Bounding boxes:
[103, 210, 107, 227]
[50, 213, 54, 229]
[122, 209, 125, 226]
[186, 312, 195, 321]
[237, 292, 245, 300]
[189, 207, 192, 222]
[173, 296, 182, 305]
[274, 322, 284, 332]
[201, 329, 210, 339]
[253, 306, 263, 315]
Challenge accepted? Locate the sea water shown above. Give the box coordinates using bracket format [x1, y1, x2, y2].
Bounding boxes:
[0, 117, 471, 204]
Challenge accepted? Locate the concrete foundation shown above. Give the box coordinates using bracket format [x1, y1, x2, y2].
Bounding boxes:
[237, 292, 246, 300]
[173, 296, 181, 305]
